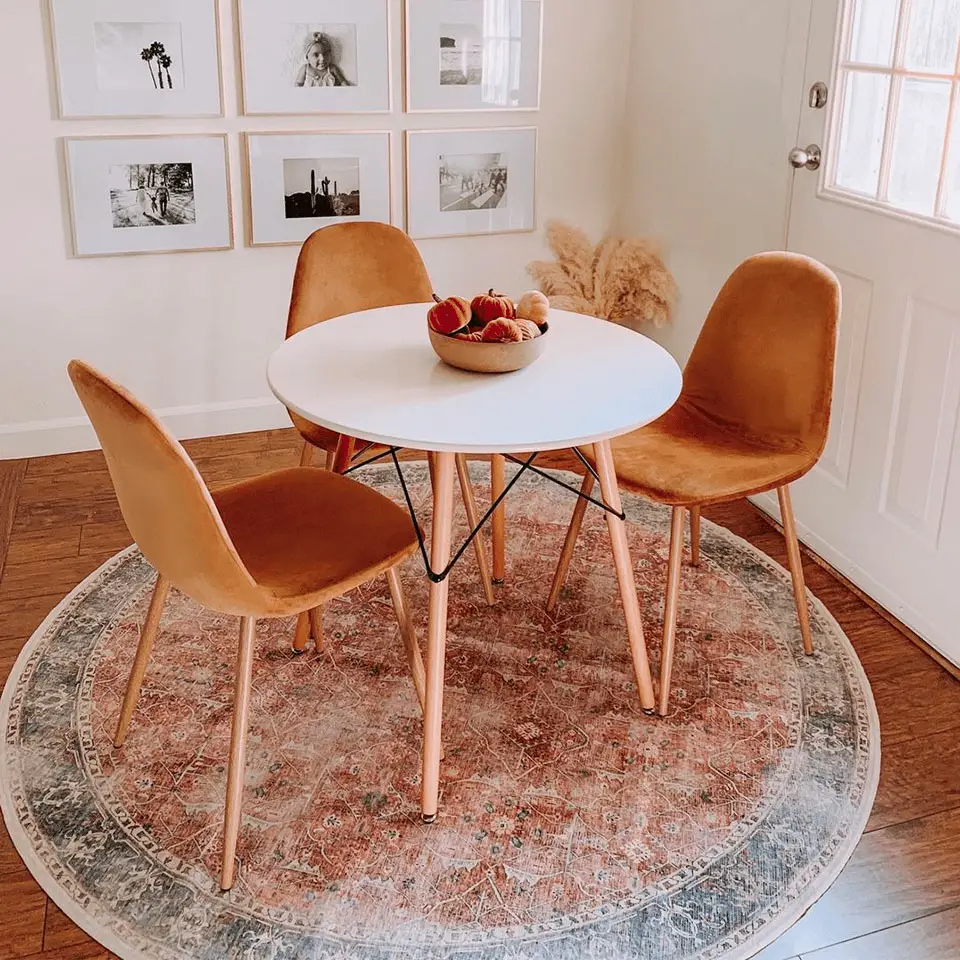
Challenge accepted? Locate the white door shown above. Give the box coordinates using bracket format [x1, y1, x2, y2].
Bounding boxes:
[759, 0, 960, 663]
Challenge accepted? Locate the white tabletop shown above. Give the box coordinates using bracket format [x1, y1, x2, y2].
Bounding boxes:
[268, 305, 682, 454]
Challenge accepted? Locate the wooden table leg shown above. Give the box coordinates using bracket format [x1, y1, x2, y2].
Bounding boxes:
[422, 451, 456, 823]
[456, 454, 496, 606]
[593, 440, 656, 713]
[491, 454, 507, 584]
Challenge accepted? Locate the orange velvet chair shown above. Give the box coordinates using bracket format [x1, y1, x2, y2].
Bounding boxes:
[547, 252, 841, 715]
[285, 222, 495, 652]
[68, 360, 426, 891]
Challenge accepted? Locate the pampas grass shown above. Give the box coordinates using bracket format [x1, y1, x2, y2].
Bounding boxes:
[527, 221, 677, 329]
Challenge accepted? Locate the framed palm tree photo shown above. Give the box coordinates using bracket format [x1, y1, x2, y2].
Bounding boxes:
[49, 0, 223, 118]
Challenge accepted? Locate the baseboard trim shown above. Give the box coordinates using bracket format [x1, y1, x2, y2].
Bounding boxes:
[0, 398, 291, 460]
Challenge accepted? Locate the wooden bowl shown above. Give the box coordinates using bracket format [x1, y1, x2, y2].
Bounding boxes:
[428, 324, 549, 374]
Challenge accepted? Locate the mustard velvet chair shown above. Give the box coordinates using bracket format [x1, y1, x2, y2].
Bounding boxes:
[547, 252, 841, 716]
[68, 360, 427, 891]
[285, 222, 495, 653]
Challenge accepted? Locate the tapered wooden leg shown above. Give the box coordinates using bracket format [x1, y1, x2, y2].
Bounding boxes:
[594, 440, 656, 713]
[221, 616, 256, 891]
[659, 507, 686, 716]
[491, 454, 507, 584]
[299, 442, 314, 467]
[331, 435, 355, 475]
[307, 606, 324, 652]
[689, 505, 701, 567]
[385, 566, 426, 711]
[428, 452, 437, 492]
[292, 612, 311, 654]
[546, 472, 595, 613]
[114, 575, 170, 748]
[456, 454, 496, 606]
[778, 485, 814, 655]
[324, 448, 336, 471]
[422, 452, 455, 823]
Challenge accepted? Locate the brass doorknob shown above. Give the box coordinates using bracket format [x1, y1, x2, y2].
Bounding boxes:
[789, 145, 822, 171]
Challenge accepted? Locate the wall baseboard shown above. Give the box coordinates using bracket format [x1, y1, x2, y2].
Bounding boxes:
[0, 398, 291, 460]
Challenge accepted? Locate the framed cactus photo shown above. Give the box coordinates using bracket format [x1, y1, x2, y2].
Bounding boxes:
[49, 0, 223, 118]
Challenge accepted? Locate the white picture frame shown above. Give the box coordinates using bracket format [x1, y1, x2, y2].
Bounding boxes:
[406, 127, 537, 240]
[238, 0, 391, 115]
[49, 0, 223, 118]
[64, 135, 234, 258]
[405, 0, 542, 113]
[245, 132, 393, 246]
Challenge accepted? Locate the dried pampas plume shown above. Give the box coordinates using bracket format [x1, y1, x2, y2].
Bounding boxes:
[526, 220, 677, 329]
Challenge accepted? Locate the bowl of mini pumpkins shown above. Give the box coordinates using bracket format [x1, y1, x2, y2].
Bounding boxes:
[427, 289, 550, 373]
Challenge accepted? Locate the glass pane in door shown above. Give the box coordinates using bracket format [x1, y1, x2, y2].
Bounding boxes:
[835, 70, 891, 195]
[904, 0, 960, 73]
[850, 0, 900, 64]
[941, 98, 960, 220]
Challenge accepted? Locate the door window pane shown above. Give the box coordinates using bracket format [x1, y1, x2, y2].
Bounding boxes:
[904, 0, 960, 73]
[888, 78, 951, 214]
[835, 70, 891, 195]
[850, 0, 900, 65]
[941, 98, 960, 220]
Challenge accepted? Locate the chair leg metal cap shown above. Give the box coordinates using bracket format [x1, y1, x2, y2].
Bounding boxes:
[642, 707, 656, 716]
[422, 813, 437, 824]
[291, 646, 309, 656]
[492, 578, 505, 586]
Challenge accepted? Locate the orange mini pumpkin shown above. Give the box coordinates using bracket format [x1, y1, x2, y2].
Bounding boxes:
[455, 330, 484, 342]
[471, 289, 516, 324]
[482, 318, 524, 343]
[515, 318, 542, 341]
[428, 294, 472, 335]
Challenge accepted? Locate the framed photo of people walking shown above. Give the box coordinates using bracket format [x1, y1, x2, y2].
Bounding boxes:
[238, 0, 391, 114]
[405, 0, 542, 112]
[64, 135, 233, 257]
[49, 0, 223, 118]
[406, 128, 536, 239]
[245, 132, 393, 246]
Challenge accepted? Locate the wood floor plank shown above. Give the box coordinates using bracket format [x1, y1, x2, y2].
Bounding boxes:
[799, 905, 960, 959]
[0, 810, 26, 878]
[5, 527, 82, 566]
[77, 523, 131, 559]
[0, 595, 68, 642]
[0, 459, 28, 580]
[870, 669, 960, 746]
[752, 807, 960, 960]
[0, 555, 104, 604]
[17, 942, 108, 960]
[42, 905, 99, 953]
[0, 870, 46, 958]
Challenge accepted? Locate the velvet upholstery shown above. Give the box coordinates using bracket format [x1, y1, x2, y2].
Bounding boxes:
[68, 360, 419, 617]
[286, 222, 435, 453]
[596, 253, 841, 507]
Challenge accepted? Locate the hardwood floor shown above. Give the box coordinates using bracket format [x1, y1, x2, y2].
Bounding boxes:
[1, 428, 959, 960]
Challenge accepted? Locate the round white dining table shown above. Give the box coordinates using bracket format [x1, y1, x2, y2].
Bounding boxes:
[268, 304, 683, 821]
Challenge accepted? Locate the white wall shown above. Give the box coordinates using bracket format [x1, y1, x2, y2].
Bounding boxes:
[618, 1, 811, 362]
[0, 0, 634, 459]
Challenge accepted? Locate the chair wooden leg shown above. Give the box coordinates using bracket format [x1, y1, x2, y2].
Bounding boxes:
[778, 485, 814, 655]
[114, 575, 170, 748]
[456, 454, 496, 606]
[385, 566, 426, 712]
[324, 448, 336, 471]
[299, 442, 314, 467]
[594, 440, 656, 713]
[659, 507, 686, 716]
[546, 472, 595, 613]
[292, 612, 311, 654]
[220, 615, 256, 892]
[331, 435, 355, 475]
[689, 505, 701, 567]
[491, 454, 507, 584]
[422, 452, 455, 823]
[307, 606, 324, 652]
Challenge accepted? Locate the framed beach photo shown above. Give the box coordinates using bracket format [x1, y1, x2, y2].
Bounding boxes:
[238, 0, 391, 115]
[64, 135, 233, 257]
[406, 127, 536, 239]
[405, 0, 542, 112]
[245, 132, 393, 246]
[49, 0, 222, 118]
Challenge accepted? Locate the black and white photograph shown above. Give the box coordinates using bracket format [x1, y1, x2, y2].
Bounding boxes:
[281, 24, 357, 88]
[94, 21, 185, 92]
[440, 23, 482, 86]
[110, 164, 196, 228]
[283, 158, 360, 219]
[51, 0, 222, 118]
[439, 153, 508, 211]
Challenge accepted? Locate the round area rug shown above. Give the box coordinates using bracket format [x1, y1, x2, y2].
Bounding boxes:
[1, 464, 879, 960]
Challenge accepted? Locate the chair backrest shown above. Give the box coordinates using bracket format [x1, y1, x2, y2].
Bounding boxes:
[681, 252, 841, 455]
[286, 221, 434, 339]
[68, 361, 264, 614]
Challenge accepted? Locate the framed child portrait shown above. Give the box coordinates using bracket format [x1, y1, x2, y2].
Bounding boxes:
[245, 132, 393, 246]
[405, 0, 542, 112]
[64, 135, 234, 257]
[406, 127, 537, 239]
[49, 0, 223, 118]
[238, 0, 391, 115]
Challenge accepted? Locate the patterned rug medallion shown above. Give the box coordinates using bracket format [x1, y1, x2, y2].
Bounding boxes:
[1, 465, 879, 960]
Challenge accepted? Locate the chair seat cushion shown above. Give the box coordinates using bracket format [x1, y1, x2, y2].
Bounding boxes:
[594, 403, 818, 507]
[213, 468, 418, 611]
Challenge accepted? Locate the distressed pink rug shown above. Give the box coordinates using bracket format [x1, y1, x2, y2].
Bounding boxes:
[1, 464, 879, 960]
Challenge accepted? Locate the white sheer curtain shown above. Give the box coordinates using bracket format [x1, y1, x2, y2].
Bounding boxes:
[480, 0, 523, 106]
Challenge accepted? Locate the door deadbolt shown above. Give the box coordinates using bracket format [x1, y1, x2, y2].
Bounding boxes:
[809, 81, 828, 109]
[789, 144, 822, 171]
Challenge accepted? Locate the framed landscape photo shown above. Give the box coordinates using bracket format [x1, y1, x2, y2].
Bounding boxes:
[405, 0, 542, 112]
[406, 127, 536, 239]
[245, 132, 393, 246]
[49, 0, 222, 118]
[238, 0, 391, 114]
[64, 135, 233, 257]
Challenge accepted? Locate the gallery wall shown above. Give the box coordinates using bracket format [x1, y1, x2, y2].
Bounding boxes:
[0, 0, 635, 458]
